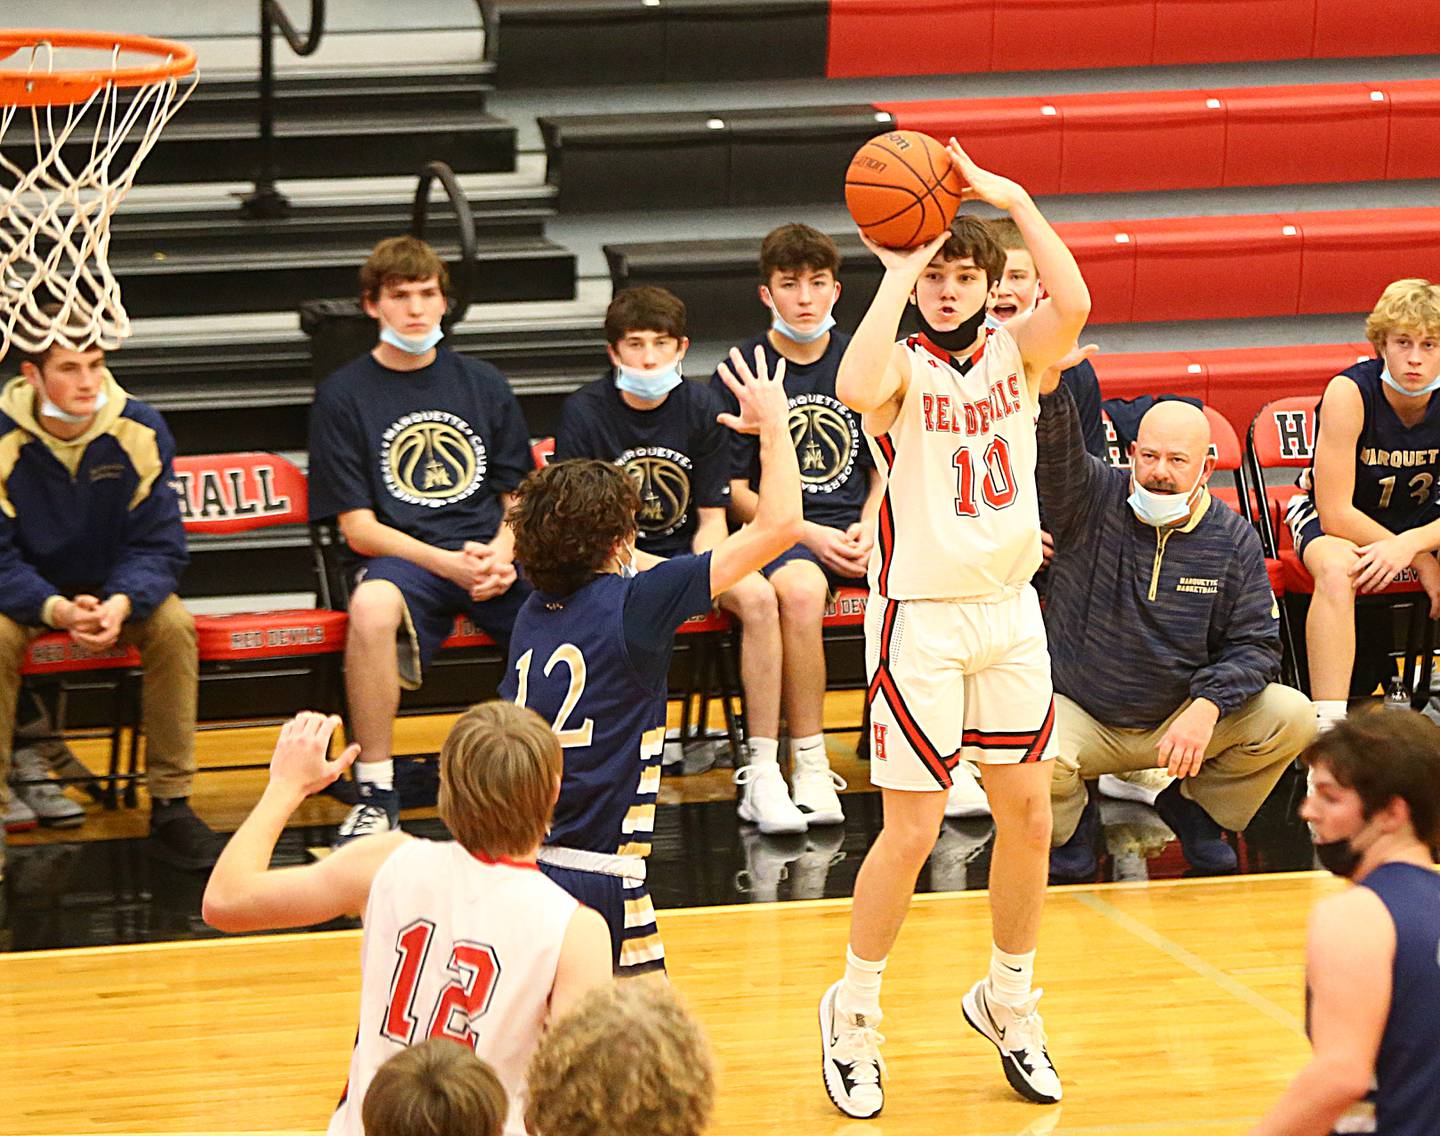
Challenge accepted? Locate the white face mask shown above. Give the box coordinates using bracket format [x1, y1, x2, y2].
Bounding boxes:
[40, 384, 107, 424]
[379, 319, 443, 356]
[1128, 471, 1205, 528]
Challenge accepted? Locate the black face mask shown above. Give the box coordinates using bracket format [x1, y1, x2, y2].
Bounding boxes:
[1312, 837, 1364, 879]
[912, 297, 987, 356]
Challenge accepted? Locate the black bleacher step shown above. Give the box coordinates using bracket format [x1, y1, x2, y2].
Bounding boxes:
[106, 194, 553, 255]
[540, 104, 886, 211]
[181, 529, 315, 599]
[177, 66, 495, 124]
[111, 236, 576, 318]
[494, 0, 827, 87]
[607, 232, 876, 343]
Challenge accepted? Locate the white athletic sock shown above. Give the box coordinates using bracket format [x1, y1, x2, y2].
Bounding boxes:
[792, 733, 827, 768]
[1314, 700, 1347, 733]
[354, 758, 395, 791]
[988, 945, 1035, 1007]
[747, 736, 780, 766]
[838, 945, 886, 1021]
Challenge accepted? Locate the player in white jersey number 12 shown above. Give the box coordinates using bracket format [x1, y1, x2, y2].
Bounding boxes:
[819, 140, 1091, 1118]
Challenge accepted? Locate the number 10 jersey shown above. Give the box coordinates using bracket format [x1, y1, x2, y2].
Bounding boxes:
[867, 327, 1042, 601]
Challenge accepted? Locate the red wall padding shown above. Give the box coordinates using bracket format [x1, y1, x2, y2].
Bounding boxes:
[880, 80, 1439, 196]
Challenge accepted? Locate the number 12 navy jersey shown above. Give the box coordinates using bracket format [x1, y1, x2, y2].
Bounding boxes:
[499, 554, 713, 856]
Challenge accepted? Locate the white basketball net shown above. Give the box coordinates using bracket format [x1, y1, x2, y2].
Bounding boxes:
[0, 38, 196, 358]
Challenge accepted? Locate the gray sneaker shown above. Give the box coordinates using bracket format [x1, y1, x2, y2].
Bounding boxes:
[10, 746, 85, 828]
[3, 792, 37, 833]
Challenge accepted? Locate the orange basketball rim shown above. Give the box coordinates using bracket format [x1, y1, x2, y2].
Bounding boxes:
[0, 29, 196, 106]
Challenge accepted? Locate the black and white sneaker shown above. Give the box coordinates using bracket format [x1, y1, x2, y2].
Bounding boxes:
[819, 980, 885, 1118]
[961, 979, 1062, 1104]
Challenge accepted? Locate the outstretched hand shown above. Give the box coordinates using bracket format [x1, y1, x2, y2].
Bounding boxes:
[945, 138, 1023, 213]
[857, 229, 948, 281]
[716, 345, 788, 435]
[269, 712, 360, 798]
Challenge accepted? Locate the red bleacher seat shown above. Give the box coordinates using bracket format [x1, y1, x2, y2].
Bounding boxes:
[442, 614, 498, 650]
[992, 0, 1155, 72]
[1095, 352, 1207, 403]
[826, 0, 995, 79]
[1385, 79, 1440, 181]
[822, 586, 868, 628]
[1296, 208, 1440, 315]
[1201, 343, 1370, 440]
[531, 437, 555, 468]
[677, 608, 733, 635]
[1059, 89, 1225, 195]
[1129, 214, 1301, 322]
[1223, 84, 1389, 187]
[194, 609, 349, 661]
[21, 636, 140, 676]
[879, 97, 1063, 196]
[1153, 0, 1315, 65]
[1058, 220, 1136, 325]
[1311, 0, 1440, 59]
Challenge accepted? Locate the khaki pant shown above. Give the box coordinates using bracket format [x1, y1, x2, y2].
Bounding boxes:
[0, 595, 198, 803]
[1050, 684, 1316, 844]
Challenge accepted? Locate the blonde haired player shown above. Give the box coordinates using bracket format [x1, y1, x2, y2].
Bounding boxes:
[819, 141, 1090, 1117]
[202, 704, 611, 1136]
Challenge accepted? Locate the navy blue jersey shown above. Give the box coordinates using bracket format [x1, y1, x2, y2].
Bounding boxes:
[498, 554, 713, 856]
[1305, 358, 1440, 535]
[1060, 358, 1107, 459]
[710, 331, 874, 530]
[307, 348, 533, 549]
[1307, 863, 1440, 1136]
[554, 375, 731, 559]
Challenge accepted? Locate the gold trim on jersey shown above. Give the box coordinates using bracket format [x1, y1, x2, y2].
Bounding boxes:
[624, 893, 657, 929]
[617, 839, 653, 858]
[620, 933, 665, 968]
[622, 802, 657, 835]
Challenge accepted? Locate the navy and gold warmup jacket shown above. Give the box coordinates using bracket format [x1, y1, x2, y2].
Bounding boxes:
[0, 374, 188, 627]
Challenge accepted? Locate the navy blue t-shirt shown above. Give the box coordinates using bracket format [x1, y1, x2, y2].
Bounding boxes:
[307, 348, 533, 549]
[1304, 357, 1440, 534]
[710, 330, 874, 530]
[553, 374, 731, 558]
[499, 554, 713, 857]
[1306, 862, 1440, 1136]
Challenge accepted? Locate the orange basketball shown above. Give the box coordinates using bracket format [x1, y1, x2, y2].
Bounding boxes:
[844, 131, 967, 249]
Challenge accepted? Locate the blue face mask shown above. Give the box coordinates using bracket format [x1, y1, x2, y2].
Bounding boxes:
[767, 293, 837, 344]
[1128, 475, 1204, 529]
[615, 362, 683, 400]
[1380, 363, 1440, 398]
[379, 322, 443, 356]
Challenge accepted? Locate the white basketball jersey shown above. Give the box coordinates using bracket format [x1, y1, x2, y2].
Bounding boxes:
[865, 326, 1042, 600]
[329, 839, 577, 1136]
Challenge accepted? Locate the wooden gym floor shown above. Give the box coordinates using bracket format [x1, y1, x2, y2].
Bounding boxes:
[1, 871, 1332, 1136]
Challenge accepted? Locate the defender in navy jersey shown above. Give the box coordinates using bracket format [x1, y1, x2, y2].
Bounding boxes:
[707, 225, 882, 832]
[1285, 280, 1440, 733]
[307, 237, 534, 845]
[503, 345, 803, 976]
[1253, 711, 1440, 1136]
[556, 287, 805, 839]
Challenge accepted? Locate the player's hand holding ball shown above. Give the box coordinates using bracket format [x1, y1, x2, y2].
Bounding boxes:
[269, 711, 360, 798]
[716, 345, 788, 436]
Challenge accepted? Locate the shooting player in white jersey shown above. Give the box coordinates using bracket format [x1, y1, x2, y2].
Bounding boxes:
[819, 141, 1090, 1118]
[202, 705, 612, 1136]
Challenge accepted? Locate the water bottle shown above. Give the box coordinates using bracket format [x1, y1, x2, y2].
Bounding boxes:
[1384, 676, 1411, 711]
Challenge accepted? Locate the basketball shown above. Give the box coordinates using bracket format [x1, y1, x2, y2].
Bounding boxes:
[844, 130, 967, 249]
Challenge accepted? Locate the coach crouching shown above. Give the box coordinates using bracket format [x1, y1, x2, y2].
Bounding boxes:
[1036, 375, 1314, 880]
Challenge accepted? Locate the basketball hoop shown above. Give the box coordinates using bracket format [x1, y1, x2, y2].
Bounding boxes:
[0, 29, 198, 359]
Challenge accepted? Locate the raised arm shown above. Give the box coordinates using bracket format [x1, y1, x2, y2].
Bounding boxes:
[707, 346, 805, 596]
[946, 140, 1091, 395]
[836, 232, 948, 416]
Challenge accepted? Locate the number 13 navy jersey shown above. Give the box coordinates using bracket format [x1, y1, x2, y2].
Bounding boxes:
[499, 554, 713, 856]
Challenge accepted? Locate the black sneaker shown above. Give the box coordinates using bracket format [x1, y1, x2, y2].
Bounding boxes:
[1049, 792, 1101, 883]
[1153, 780, 1237, 875]
[149, 799, 225, 870]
